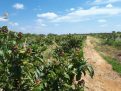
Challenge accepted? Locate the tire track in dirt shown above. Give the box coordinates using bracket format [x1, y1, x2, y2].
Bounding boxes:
[83, 36, 121, 91]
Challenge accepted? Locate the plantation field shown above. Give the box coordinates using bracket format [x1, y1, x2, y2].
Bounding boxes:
[0, 26, 121, 91]
[0, 26, 94, 91]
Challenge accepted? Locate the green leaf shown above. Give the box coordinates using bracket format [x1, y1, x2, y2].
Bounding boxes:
[8, 50, 12, 54]
[32, 84, 44, 91]
[68, 64, 73, 69]
[63, 83, 72, 88]
[19, 49, 26, 54]
[0, 50, 4, 56]
[12, 40, 16, 45]
[87, 65, 94, 78]
[64, 72, 70, 79]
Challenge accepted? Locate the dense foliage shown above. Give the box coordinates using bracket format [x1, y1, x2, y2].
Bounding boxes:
[0, 26, 94, 91]
[92, 31, 121, 49]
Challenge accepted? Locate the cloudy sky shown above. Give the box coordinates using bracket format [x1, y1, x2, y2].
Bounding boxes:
[0, 0, 121, 34]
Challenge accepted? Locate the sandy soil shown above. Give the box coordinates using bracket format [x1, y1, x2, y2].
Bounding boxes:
[83, 36, 121, 91]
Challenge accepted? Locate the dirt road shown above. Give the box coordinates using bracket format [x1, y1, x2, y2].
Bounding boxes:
[83, 36, 121, 91]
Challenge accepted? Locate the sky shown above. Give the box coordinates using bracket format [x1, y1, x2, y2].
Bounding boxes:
[0, 0, 121, 34]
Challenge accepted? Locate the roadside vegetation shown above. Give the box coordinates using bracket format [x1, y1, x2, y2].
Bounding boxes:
[91, 31, 121, 75]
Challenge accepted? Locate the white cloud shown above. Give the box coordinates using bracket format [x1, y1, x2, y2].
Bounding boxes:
[106, 4, 113, 8]
[37, 6, 121, 23]
[100, 24, 108, 27]
[108, 0, 121, 3]
[20, 27, 26, 31]
[13, 3, 24, 10]
[36, 19, 43, 23]
[9, 22, 19, 26]
[41, 24, 47, 27]
[53, 7, 121, 22]
[98, 19, 107, 23]
[115, 24, 121, 27]
[94, 0, 103, 3]
[0, 17, 8, 22]
[36, 19, 47, 27]
[93, 0, 121, 4]
[37, 12, 58, 19]
[33, 8, 42, 11]
[70, 8, 75, 11]
[54, 24, 59, 27]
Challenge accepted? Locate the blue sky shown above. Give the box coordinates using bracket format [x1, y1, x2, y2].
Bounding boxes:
[0, 0, 121, 34]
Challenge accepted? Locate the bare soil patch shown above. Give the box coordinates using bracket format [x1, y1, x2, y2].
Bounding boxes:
[83, 36, 121, 91]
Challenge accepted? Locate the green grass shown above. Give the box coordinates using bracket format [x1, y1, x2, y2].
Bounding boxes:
[95, 46, 121, 75]
[91, 36, 121, 75]
[100, 53, 121, 74]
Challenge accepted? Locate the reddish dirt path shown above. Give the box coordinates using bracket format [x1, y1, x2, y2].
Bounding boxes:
[83, 36, 121, 91]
